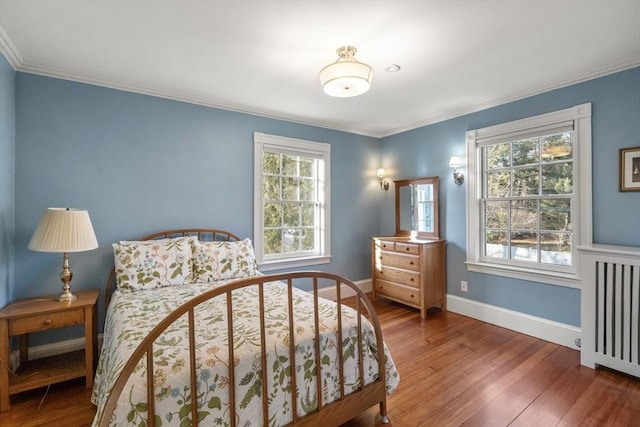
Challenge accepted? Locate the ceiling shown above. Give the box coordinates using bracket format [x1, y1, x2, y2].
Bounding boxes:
[0, 1, 639, 138]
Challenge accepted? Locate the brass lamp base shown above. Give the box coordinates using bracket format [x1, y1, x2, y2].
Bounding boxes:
[58, 252, 78, 302]
[59, 289, 78, 302]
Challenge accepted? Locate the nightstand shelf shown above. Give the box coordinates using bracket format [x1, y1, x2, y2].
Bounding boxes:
[0, 290, 98, 412]
[10, 349, 86, 394]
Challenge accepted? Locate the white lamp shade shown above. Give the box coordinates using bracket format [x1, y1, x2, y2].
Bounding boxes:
[320, 60, 373, 97]
[377, 168, 386, 178]
[449, 156, 461, 168]
[29, 208, 98, 253]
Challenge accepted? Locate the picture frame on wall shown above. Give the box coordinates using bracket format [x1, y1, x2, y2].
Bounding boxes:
[619, 146, 640, 192]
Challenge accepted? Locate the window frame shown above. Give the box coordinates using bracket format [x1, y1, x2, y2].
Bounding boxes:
[254, 132, 331, 271]
[465, 103, 592, 288]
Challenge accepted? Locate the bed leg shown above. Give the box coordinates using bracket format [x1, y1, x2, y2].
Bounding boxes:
[379, 401, 390, 424]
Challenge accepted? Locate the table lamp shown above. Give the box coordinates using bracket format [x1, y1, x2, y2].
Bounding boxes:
[28, 208, 99, 301]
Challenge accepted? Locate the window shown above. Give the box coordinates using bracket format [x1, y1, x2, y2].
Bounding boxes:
[466, 104, 592, 288]
[254, 132, 331, 270]
[415, 184, 435, 233]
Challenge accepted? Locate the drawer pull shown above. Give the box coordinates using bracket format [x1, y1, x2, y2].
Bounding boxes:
[405, 247, 410, 251]
[410, 261, 414, 265]
[410, 278, 414, 281]
[43, 319, 53, 326]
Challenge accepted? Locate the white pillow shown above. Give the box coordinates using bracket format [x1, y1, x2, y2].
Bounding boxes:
[192, 238, 258, 282]
[113, 236, 195, 292]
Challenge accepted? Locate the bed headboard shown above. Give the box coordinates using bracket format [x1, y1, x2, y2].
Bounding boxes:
[104, 228, 241, 309]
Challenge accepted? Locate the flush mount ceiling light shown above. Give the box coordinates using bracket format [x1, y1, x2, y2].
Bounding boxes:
[319, 46, 373, 98]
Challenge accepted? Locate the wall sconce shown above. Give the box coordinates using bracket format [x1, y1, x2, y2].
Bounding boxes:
[449, 156, 464, 185]
[377, 168, 390, 191]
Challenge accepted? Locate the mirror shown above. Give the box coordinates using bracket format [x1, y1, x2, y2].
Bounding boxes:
[394, 176, 440, 239]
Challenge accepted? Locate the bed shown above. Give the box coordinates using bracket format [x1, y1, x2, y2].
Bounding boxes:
[92, 228, 399, 426]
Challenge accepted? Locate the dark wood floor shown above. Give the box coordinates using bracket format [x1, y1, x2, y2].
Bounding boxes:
[1, 298, 639, 426]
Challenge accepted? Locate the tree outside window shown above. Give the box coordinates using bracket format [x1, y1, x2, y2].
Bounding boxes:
[254, 133, 330, 270]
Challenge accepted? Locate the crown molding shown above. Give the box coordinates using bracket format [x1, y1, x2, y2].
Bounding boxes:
[0, 24, 22, 69]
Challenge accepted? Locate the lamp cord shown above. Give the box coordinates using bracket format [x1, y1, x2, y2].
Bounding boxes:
[37, 379, 52, 412]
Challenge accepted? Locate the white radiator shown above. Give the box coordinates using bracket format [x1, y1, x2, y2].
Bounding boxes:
[579, 244, 640, 377]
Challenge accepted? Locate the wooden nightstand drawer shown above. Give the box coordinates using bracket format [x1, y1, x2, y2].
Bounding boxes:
[9, 308, 84, 335]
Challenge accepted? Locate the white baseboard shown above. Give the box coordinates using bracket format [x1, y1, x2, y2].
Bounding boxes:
[447, 294, 581, 350]
[315, 281, 581, 350]
[316, 278, 372, 301]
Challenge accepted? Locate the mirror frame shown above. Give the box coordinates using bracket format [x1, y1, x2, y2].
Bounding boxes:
[394, 176, 440, 239]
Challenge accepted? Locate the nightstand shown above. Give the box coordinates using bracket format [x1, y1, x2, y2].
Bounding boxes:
[0, 289, 98, 412]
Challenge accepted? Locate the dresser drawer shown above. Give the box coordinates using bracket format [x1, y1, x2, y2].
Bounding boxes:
[395, 242, 420, 255]
[376, 240, 396, 251]
[374, 279, 420, 306]
[377, 251, 420, 271]
[374, 266, 420, 288]
[9, 308, 84, 335]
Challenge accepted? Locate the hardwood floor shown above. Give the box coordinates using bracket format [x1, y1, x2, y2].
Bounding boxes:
[1, 298, 638, 426]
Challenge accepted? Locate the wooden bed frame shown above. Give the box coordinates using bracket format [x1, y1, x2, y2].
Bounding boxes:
[97, 228, 390, 427]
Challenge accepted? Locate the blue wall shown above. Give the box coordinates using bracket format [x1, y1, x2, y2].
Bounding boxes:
[0, 53, 15, 309]
[379, 67, 640, 326]
[14, 73, 382, 328]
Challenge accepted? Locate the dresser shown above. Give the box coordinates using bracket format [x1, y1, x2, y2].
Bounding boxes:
[371, 237, 446, 319]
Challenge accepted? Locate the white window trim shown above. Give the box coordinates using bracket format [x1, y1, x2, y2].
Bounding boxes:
[465, 103, 592, 289]
[254, 132, 331, 271]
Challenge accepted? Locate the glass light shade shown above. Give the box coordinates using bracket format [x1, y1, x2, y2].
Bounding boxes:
[449, 156, 461, 169]
[320, 60, 373, 98]
[377, 168, 386, 178]
[29, 208, 98, 253]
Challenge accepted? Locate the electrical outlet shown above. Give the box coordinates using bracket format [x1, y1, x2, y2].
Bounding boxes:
[461, 280, 468, 292]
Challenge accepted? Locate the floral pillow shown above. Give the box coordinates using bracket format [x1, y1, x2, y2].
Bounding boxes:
[113, 236, 196, 292]
[192, 238, 258, 282]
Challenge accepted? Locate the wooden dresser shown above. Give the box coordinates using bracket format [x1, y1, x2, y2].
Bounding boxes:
[371, 237, 446, 319]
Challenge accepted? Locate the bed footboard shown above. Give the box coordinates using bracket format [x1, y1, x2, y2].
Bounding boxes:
[96, 271, 393, 426]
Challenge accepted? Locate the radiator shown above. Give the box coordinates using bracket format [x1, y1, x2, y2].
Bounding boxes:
[579, 244, 640, 377]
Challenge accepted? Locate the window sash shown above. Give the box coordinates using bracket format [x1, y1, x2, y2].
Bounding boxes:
[465, 103, 592, 288]
[254, 132, 331, 270]
[479, 129, 575, 270]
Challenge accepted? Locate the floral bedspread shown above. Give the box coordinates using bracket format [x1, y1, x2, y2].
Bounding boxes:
[91, 279, 399, 426]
